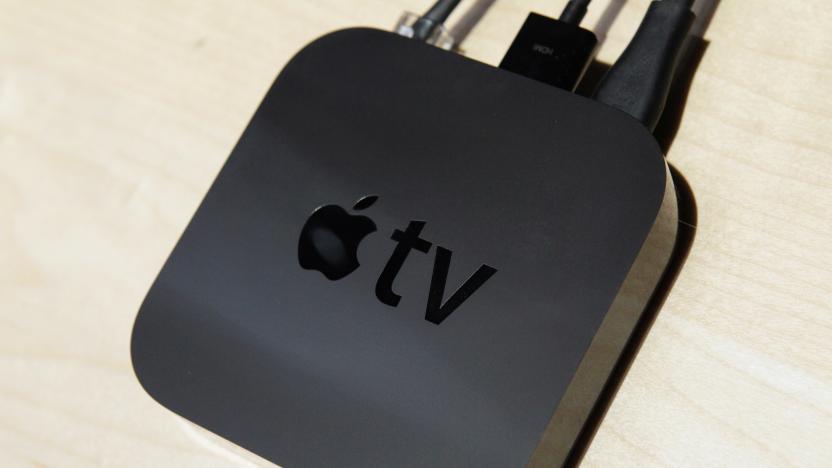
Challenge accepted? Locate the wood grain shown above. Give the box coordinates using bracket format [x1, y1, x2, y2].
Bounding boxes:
[1, 0, 830, 466]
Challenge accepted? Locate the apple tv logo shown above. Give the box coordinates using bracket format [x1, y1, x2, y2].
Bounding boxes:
[298, 195, 378, 280]
[298, 195, 497, 325]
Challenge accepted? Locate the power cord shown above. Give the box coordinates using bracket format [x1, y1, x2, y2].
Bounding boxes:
[593, 0, 695, 131]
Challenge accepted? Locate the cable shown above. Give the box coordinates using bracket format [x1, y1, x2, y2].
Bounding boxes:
[411, 0, 463, 41]
[560, 0, 593, 25]
[593, 0, 695, 131]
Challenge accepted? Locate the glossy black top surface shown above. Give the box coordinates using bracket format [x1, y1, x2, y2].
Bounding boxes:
[132, 28, 667, 468]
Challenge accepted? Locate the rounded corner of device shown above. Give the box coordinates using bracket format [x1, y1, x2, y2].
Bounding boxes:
[130, 360, 166, 414]
[650, 157, 677, 222]
[652, 157, 678, 223]
[129, 311, 156, 396]
[624, 121, 675, 226]
[287, 27, 397, 64]
[635, 157, 678, 262]
[310, 26, 388, 43]
[129, 296, 171, 411]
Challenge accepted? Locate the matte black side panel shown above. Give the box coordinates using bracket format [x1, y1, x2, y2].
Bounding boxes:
[132, 28, 668, 468]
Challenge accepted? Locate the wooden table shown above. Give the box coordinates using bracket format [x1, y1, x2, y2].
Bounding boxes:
[2, 0, 830, 466]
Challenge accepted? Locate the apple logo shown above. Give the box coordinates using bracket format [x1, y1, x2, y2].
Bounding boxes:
[298, 195, 378, 280]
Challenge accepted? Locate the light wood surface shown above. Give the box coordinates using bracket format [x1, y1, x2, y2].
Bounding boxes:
[2, 0, 831, 466]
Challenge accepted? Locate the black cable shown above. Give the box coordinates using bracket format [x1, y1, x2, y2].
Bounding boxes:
[593, 0, 695, 131]
[423, 0, 463, 23]
[411, 0, 463, 41]
[560, 0, 593, 25]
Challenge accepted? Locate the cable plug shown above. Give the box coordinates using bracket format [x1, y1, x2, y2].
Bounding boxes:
[499, 12, 598, 92]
